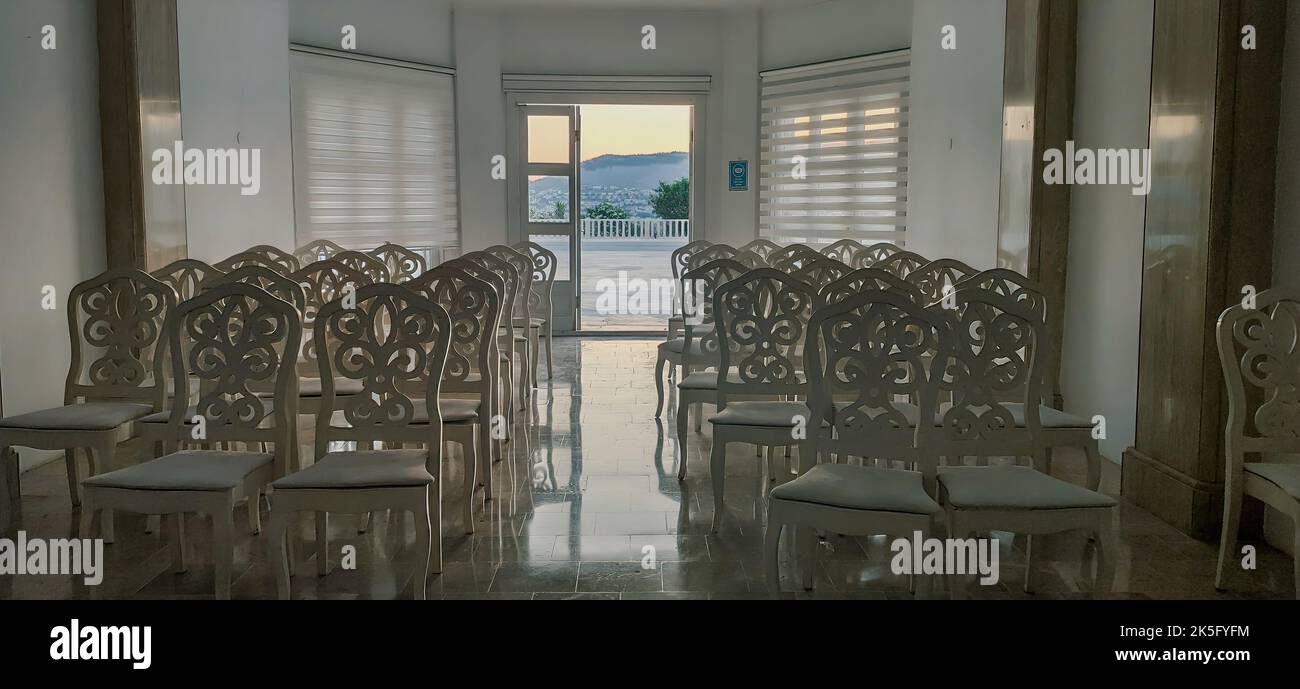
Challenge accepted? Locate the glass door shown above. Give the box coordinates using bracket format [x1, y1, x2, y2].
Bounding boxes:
[520, 105, 580, 331]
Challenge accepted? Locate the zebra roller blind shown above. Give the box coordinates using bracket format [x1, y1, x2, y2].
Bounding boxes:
[289, 48, 459, 254]
[759, 50, 910, 246]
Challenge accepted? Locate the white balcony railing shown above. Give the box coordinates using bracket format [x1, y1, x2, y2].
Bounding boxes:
[579, 218, 689, 239]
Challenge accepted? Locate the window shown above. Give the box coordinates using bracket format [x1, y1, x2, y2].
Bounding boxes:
[289, 48, 459, 254]
[759, 50, 909, 247]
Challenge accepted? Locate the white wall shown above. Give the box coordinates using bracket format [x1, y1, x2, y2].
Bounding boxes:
[177, 0, 295, 262]
[1274, 0, 1300, 287]
[289, 0, 453, 66]
[1059, 0, 1153, 464]
[0, 1, 107, 469]
[906, 0, 1006, 269]
[760, 0, 912, 71]
[452, 9, 508, 252]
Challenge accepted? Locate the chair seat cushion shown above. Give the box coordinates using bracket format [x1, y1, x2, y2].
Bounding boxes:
[770, 463, 942, 515]
[0, 401, 153, 431]
[709, 401, 811, 428]
[937, 465, 1116, 510]
[938, 402, 1092, 429]
[83, 450, 273, 491]
[422, 398, 481, 424]
[677, 370, 743, 390]
[272, 450, 432, 490]
[297, 377, 366, 397]
[1245, 463, 1300, 501]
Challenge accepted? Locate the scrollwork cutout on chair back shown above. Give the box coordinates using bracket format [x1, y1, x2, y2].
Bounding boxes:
[906, 258, 979, 306]
[934, 288, 1043, 453]
[820, 238, 866, 266]
[1218, 290, 1300, 443]
[152, 259, 224, 302]
[368, 243, 427, 284]
[714, 268, 816, 398]
[672, 240, 713, 280]
[850, 242, 904, 269]
[333, 250, 391, 284]
[409, 266, 501, 387]
[67, 267, 176, 401]
[805, 289, 951, 463]
[820, 267, 924, 309]
[313, 284, 451, 433]
[213, 245, 300, 275]
[738, 238, 782, 263]
[292, 259, 369, 373]
[166, 282, 300, 439]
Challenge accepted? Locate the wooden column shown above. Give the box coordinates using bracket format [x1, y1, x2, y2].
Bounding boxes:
[995, 0, 1077, 409]
[1122, 0, 1286, 539]
[97, 0, 187, 270]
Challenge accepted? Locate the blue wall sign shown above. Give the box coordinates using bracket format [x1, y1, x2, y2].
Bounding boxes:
[728, 160, 748, 191]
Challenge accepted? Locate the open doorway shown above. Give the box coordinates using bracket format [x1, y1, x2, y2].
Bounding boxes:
[519, 102, 694, 333]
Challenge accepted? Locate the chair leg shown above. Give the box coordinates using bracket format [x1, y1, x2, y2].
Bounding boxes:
[1095, 517, 1118, 595]
[428, 480, 442, 575]
[1085, 441, 1102, 492]
[797, 526, 816, 590]
[1023, 535, 1035, 594]
[694, 403, 702, 432]
[413, 498, 432, 600]
[146, 515, 161, 535]
[212, 500, 235, 600]
[544, 325, 554, 380]
[246, 490, 261, 535]
[64, 449, 81, 507]
[88, 440, 116, 543]
[0, 445, 17, 532]
[676, 403, 690, 480]
[764, 518, 784, 598]
[466, 433, 481, 533]
[710, 436, 726, 532]
[1215, 476, 1243, 591]
[173, 514, 188, 573]
[316, 512, 329, 576]
[78, 491, 95, 538]
[529, 327, 540, 388]
[654, 351, 667, 418]
[268, 508, 292, 600]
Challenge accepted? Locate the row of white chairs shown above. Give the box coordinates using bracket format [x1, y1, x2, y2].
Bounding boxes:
[0, 240, 559, 598]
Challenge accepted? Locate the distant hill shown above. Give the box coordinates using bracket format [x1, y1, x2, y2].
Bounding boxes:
[531, 152, 689, 193]
[581, 151, 689, 189]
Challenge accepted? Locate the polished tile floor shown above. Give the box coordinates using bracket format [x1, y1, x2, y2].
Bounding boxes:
[2, 338, 1295, 599]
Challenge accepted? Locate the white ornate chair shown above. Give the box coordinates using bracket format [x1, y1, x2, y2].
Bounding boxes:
[458, 251, 525, 414]
[331, 250, 391, 284]
[79, 281, 300, 599]
[409, 265, 501, 519]
[819, 238, 866, 265]
[293, 239, 347, 266]
[213, 244, 300, 275]
[933, 288, 1116, 597]
[1214, 288, 1300, 598]
[368, 242, 427, 284]
[767, 243, 818, 270]
[819, 267, 923, 308]
[666, 240, 713, 342]
[449, 256, 518, 454]
[849, 241, 904, 269]
[906, 258, 979, 306]
[706, 267, 816, 531]
[654, 246, 738, 417]
[765, 289, 950, 596]
[789, 256, 851, 291]
[267, 283, 452, 600]
[0, 268, 175, 540]
[673, 258, 749, 475]
[514, 240, 558, 383]
[873, 250, 929, 279]
[486, 245, 535, 394]
[953, 268, 1103, 490]
[738, 238, 783, 263]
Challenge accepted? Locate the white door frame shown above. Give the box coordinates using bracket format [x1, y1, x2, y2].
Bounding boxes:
[505, 89, 708, 333]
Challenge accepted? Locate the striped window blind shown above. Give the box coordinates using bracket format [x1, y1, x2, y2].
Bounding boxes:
[759, 50, 910, 247]
[289, 49, 459, 254]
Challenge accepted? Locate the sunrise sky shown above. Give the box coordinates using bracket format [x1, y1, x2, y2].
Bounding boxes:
[528, 104, 691, 163]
